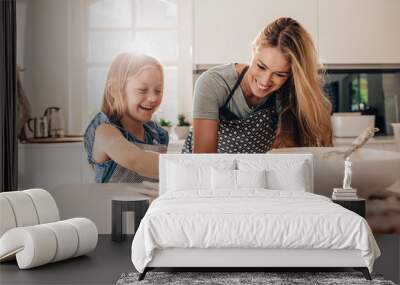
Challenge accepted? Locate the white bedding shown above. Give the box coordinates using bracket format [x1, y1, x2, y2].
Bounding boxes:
[131, 190, 380, 273]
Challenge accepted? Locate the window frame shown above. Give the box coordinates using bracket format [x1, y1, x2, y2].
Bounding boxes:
[82, 0, 193, 127]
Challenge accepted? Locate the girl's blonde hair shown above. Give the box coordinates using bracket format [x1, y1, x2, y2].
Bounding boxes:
[253, 17, 333, 147]
[101, 53, 163, 120]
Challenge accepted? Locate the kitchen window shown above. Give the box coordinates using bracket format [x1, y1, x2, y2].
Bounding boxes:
[86, 0, 192, 125]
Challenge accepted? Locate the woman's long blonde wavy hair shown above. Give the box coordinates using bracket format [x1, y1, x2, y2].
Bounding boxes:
[253, 17, 333, 147]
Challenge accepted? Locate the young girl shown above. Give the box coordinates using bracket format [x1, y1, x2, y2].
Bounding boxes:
[84, 53, 168, 183]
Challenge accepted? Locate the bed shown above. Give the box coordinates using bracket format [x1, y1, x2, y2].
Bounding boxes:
[131, 154, 380, 280]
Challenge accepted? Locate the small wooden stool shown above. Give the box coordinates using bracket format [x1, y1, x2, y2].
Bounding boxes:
[111, 197, 149, 242]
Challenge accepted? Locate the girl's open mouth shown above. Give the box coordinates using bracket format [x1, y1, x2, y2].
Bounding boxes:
[139, 105, 154, 111]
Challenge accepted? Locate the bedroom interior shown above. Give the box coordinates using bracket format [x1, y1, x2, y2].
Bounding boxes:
[1, 0, 400, 284]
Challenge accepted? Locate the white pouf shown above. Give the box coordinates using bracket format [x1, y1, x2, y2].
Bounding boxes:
[0, 189, 98, 269]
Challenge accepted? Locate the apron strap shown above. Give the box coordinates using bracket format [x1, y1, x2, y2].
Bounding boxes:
[221, 65, 249, 108]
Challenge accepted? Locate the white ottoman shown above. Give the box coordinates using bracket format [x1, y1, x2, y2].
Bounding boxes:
[0, 189, 98, 269]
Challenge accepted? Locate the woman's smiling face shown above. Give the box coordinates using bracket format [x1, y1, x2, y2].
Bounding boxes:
[124, 65, 163, 123]
[246, 45, 291, 98]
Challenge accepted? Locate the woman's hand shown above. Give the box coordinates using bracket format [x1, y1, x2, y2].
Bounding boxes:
[193, 119, 219, 153]
[93, 124, 159, 178]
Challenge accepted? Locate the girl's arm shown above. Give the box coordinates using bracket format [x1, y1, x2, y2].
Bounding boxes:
[193, 119, 219, 153]
[93, 124, 159, 179]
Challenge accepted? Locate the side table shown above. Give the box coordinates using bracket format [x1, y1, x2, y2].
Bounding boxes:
[332, 198, 366, 218]
[112, 197, 150, 242]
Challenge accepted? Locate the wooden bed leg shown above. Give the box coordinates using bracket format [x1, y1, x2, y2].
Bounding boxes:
[362, 268, 372, 281]
[138, 268, 148, 281]
[354, 267, 371, 280]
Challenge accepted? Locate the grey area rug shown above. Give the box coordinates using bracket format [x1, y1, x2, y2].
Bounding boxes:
[116, 272, 396, 285]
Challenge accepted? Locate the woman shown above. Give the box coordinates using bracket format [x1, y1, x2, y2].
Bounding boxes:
[183, 17, 332, 153]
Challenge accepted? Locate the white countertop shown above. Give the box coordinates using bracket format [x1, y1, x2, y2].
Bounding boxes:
[334, 136, 395, 145]
[18, 136, 397, 150]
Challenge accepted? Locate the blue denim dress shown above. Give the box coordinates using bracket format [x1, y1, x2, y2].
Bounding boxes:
[84, 112, 169, 183]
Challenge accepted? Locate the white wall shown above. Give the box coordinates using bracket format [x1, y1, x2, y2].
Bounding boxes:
[31, 0, 69, 126]
[16, 0, 33, 104]
[17, 0, 86, 135]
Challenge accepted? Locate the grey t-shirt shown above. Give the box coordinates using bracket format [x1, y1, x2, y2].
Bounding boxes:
[193, 63, 269, 120]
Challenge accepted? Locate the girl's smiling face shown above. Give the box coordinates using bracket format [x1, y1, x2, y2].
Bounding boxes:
[124, 65, 163, 123]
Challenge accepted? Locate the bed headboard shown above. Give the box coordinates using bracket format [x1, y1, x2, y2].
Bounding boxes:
[159, 153, 314, 195]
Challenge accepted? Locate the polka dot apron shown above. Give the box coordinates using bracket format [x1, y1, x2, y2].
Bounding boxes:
[182, 66, 278, 153]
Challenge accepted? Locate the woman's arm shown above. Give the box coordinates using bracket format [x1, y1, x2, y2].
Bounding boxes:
[93, 124, 159, 179]
[193, 119, 219, 153]
[192, 69, 229, 153]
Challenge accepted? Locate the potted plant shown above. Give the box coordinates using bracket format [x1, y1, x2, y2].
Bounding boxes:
[158, 118, 172, 133]
[173, 114, 191, 140]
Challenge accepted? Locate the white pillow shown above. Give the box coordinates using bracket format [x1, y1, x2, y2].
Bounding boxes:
[238, 159, 309, 191]
[211, 168, 236, 190]
[266, 160, 307, 191]
[211, 169, 267, 190]
[167, 160, 235, 192]
[167, 163, 208, 191]
[236, 169, 267, 189]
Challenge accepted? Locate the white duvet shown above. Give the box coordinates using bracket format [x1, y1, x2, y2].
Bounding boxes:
[131, 190, 380, 273]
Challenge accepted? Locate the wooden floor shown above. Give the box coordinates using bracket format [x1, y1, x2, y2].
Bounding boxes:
[0, 234, 399, 285]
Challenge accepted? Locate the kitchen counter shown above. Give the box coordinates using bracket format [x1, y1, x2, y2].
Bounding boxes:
[167, 137, 398, 151]
[17, 140, 185, 191]
[20, 135, 83, 144]
[334, 136, 398, 152]
[334, 136, 395, 145]
[19, 135, 396, 146]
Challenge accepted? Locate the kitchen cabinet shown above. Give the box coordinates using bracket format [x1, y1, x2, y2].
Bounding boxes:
[318, 0, 400, 64]
[18, 142, 94, 190]
[193, 0, 400, 65]
[193, 0, 318, 64]
[18, 140, 184, 190]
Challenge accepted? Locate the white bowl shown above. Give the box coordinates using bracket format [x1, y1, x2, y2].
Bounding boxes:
[270, 147, 400, 198]
[173, 126, 190, 140]
[331, 115, 375, 137]
[161, 126, 172, 133]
